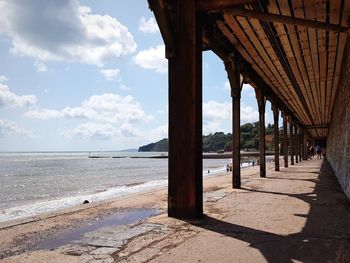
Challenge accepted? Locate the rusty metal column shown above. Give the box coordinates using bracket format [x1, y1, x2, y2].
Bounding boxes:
[224, 54, 241, 188]
[302, 131, 307, 160]
[295, 128, 301, 162]
[289, 118, 295, 165]
[296, 126, 299, 163]
[167, 0, 202, 219]
[298, 129, 302, 162]
[282, 111, 288, 167]
[305, 132, 309, 160]
[271, 103, 280, 171]
[255, 87, 266, 178]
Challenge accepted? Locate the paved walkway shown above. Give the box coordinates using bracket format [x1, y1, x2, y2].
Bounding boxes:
[149, 158, 350, 263]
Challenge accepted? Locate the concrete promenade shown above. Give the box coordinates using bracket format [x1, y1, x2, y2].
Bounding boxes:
[148, 158, 350, 263]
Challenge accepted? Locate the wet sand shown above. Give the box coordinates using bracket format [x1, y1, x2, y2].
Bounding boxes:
[0, 163, 242, 260]
[35, 208, 158, 250]
[0, 186, 169, 259]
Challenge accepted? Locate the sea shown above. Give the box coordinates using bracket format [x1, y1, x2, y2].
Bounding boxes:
[0, 151, 232, 223]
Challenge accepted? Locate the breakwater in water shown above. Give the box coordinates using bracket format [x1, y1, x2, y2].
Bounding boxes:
[88, 151, 275, 159]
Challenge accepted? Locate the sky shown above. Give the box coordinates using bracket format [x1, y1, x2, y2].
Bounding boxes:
[0, 0, 274, 152]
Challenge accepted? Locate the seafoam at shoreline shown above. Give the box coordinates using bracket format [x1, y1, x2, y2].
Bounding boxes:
[0, 166, 229, 224]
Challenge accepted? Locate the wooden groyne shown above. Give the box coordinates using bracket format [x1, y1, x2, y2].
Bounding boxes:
[88, 152, 274, 160]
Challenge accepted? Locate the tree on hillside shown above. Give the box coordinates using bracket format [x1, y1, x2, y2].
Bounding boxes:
[139, 122, 276, 152]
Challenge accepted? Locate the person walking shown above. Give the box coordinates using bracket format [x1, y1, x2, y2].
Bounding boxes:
[316, 145, 322, 159]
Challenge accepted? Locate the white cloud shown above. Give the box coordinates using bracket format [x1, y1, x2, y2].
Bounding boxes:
[134, 45, 167, 73]
[0, 0, 137, 66]
[139, 17, 159, 33]
[241, 103, 259, 123]
[147, 124, 168, 142]
[242, 84, 256, 97]
[202, 100, 259, 134]
[61, 122, 120, 140]
[27, 92, 155, 141]
[0, 80, 37, 108]
[100, 68, 121, 81]
[203, 101, 231, 134]
[0, 119, 35, 138]
[34, 61, 47, 72]
[25, 109, 62, 120]
[25, 92, 153, 124]
[224, 80, 230, 91]
[204, 101, 231, 121]
[61, 121, 155, 141]
[0, 75, 8, 82]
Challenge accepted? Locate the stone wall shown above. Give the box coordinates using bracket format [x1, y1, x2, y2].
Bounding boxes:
[327, 38, 350, 199]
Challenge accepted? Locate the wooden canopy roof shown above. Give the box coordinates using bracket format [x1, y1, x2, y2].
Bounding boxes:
[150, 0, 350, 139]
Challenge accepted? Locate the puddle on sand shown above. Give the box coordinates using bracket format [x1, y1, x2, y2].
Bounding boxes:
[36, 208, 158, 250]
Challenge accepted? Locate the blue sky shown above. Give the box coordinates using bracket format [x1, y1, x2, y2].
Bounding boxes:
[0, 0, 274, 151]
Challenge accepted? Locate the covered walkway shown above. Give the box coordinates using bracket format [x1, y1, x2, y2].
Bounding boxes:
[148, 158, 350, 262]
[144, 0, 350, 259]
[148, 0, 350, 219]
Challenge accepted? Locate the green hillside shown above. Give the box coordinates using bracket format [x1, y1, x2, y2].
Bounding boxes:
[138, 122, 275, 152]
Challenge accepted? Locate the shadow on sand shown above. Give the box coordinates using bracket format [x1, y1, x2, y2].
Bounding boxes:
[189, 160, 350, 263]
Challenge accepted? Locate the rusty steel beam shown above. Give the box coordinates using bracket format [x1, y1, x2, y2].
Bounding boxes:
[282, 111, 289, 168]
[289, 118, 295, 165]
[224, 53, 242, 188]
[198, 0, 257, 12]
[167, 0, 203, 219]
[302, 131, 306, 160]
[148, 0, 175, 58]
[225, 7, 350, 32]
[299, 131, 303, 162]
[271, 103, 280, 171]
[295, 126, 299, 164]
[255, 86, 266, 178]
[296, 126, 301, 163]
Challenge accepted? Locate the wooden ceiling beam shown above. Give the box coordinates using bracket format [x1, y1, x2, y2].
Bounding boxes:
[205, 26, 314, 137]
[306, 124, 329, 129]
[198, 0, 257, 12]
[253, 5, 314, 124]
[225, 8, 350, 32]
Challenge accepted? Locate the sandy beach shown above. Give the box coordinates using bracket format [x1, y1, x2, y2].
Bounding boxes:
[0, 161, 242, 261]
[1, 159, 350, 262]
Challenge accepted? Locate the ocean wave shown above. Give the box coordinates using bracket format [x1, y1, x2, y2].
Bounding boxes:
[0, 165, 243, 224]
[0, 179, 168, 223]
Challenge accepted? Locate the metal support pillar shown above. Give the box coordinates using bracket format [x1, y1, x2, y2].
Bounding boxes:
[295, 126, 299, 164]
[255, 87, 266, 177]
[224, 54, 242, 188]
[168, 0, 202, 219]
[271, 103, 280, 171]
[302, 131, 307, 160]
[299, 130, 302, 162]
[290, 118, 295, 165]
[282, 111, 288, 168]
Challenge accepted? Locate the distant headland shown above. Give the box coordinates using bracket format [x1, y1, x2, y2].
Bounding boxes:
[138, 122, 275, 152]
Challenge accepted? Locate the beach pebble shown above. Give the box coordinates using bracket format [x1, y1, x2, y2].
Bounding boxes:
[83, 200, 90, 204]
